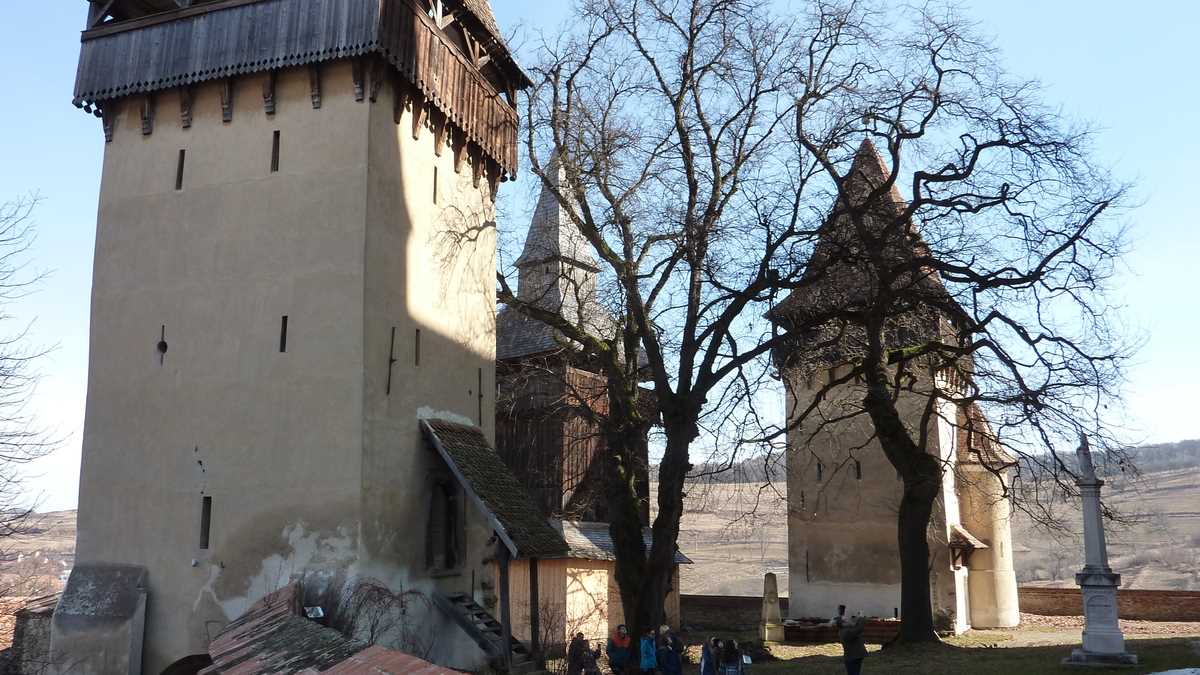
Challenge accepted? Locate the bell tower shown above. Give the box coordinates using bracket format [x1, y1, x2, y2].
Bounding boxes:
[64, 0, 528, 671]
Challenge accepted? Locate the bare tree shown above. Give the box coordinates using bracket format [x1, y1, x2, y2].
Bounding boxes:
[768, 8, 1130, 642]
[500, 0, 1129, 648]
[0, 195, 54, 579]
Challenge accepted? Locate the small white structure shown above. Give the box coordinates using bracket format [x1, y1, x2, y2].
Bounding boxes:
[1064, 437, 1137, 667]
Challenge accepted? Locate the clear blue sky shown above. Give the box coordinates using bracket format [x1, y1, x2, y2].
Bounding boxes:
[0, 1, 1195, 511]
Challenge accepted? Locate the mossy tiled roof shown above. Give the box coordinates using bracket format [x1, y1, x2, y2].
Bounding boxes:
[422, 419, 568, 559]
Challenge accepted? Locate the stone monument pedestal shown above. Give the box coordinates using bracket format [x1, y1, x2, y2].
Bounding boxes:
[1063, 438, 1137, 668]
[1062, 571, 1137, 667]
[761, 573, 786, 642]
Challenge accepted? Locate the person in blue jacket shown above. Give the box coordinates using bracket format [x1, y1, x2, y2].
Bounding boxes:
[639, 626, 658, 674]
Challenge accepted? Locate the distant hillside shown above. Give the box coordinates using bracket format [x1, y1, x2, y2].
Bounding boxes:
[1126, 439, 1200, 474]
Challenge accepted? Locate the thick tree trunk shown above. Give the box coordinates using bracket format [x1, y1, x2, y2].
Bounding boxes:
[603, 382, 694, 671]
[863, 351, 942, 644]
[897, 471, 941, 642]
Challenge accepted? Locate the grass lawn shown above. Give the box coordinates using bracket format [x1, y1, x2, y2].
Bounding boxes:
[681, 632, 1200, 675]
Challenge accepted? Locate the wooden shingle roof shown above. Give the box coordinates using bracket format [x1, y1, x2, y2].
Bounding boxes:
[421, 419, 569, 559]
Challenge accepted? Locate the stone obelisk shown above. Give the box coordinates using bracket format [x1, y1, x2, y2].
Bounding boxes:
[1064, 436, 1137, 666]
[762, 573, 786, 642]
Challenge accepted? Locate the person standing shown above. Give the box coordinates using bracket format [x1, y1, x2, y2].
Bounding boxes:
[656, 625, 682, 675]
[718, 640, 744, 675]
[568, 632, 590, 675]
[837, 613, 868, 675]
[607, 625, 632, 675]
[639, 626, 658, 674]
[699, 637, 720, 675]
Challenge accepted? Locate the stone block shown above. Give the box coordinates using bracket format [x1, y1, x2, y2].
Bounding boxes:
[50, 563, 148, 675]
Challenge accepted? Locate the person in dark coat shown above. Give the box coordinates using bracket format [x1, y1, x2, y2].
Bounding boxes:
[837, 614, 869, 675]
[568, 633, 594, 675]
[699, 637, 721, 675]
[718, 640, 744, 675]
[656, 624, 685, 675]
[606, 625, 633, 675]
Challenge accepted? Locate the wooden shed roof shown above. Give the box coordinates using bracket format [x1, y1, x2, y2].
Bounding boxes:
[421, 419, 569, 559]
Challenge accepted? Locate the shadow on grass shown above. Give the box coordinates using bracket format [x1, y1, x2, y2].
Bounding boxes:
[744, 638, 1198, 675]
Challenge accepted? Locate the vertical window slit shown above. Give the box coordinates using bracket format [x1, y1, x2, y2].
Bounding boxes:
[433, 166, 439, 204]
[279, 315, 288, 353]
[271, 130, 281, 172]
[415, 328, 421, 366]
[386, 327, 397, 396]
[855, 459, 863, 480]
[200, 496, 212, 550]
[816, 461, 823, 482]
[477, 367, 483, 424]
[175, 149, 186, 191]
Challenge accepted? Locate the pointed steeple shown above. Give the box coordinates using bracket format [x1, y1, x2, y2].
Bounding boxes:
[514, 161, 599, 271]
[840, 138, 906, 214]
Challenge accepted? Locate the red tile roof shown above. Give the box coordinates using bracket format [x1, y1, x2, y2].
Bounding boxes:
[201, 583, 463, 675]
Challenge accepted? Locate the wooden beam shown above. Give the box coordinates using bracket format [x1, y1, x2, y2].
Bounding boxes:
[452, 132, 467, 173]
[83, 0, 270, 40]
[220, 79, 234, 123]
[179, 87, 193, 129]
[309, 64, 322, 109]
[393, 75, 410, 125]
[432, 110, 448, 157]
[101, 107, 115, 143]
[498, 545, 513, 671]
[86, 0, 117, 30]
[262, 70, 277, 115]
[369, 59, 385, 103]
[140, 95, 155, 136]
[352, 60, 366, 102]
[529, 557, 541, 666]
[412, 99, 427, 141]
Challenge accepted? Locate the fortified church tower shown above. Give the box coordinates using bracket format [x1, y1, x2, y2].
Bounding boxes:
[62, 1, 557, 672]
[770, 140, 1020, 634]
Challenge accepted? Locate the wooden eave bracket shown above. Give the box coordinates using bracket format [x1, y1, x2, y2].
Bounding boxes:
[140, 94, 155, 135]
[262, 70, 277, 115]
[220, 78, 235, 123]
[180, 86, 194, 128]
[309, 64, 322, 109]
[352, 59, 366, 102]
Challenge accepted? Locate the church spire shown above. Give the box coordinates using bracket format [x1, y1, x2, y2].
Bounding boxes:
[514, 160, 600, 308]
[515, 160, 599, 271]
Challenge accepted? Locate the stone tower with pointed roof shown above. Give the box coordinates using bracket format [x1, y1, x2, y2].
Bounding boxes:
[64, 0, 541, 671]
[770, 140, 1020, 632]
[495, 171, 651, 525]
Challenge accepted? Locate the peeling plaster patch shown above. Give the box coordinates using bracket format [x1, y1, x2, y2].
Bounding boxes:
[219, 522, 359, 620]
[194, 563, 223, 614]
[417, 407, 473, 426]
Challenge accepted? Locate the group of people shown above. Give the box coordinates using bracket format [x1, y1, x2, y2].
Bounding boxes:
[595, 624, 686, 675]
[566, 604, 868, 675]
[698, 637, 750, 675]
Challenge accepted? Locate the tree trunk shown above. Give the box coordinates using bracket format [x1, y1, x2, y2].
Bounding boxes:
[603, 383, 695, 671]
[863, 352, 942, 644]
[897, 471, 941, 642]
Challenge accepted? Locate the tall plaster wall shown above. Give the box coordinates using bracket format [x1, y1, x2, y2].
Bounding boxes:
[75, 62, 499, 673]
[784, 365, 960, 628]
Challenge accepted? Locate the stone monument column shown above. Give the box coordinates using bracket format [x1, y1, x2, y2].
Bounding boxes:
[762, 573, 786, 642]
[1064, 436, 1137, 666]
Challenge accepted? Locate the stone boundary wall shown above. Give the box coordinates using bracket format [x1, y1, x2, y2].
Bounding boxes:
[680, 594, 789, 632]
[1019, 587, 1200, 622]
[683, 589, 1200, 632]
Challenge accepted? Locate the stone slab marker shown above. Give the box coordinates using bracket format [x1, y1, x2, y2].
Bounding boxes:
[50, 563, 148, 675]
[761, 573, 785, 642]
[1063, 437, 1136, 667]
